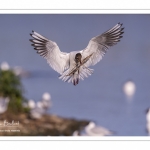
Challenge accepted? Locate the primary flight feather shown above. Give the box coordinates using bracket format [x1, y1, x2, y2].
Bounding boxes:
[30, 23, 124, 86]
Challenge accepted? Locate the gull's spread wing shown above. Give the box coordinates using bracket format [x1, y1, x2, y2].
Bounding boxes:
[30, 31, 70, 74]
[81, 23, 124, 67]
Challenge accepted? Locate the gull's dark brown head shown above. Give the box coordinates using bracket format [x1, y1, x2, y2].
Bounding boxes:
[75, 53, 82, 64]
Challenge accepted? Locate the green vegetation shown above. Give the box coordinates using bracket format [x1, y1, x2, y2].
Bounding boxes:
[0, 69, 29, 114]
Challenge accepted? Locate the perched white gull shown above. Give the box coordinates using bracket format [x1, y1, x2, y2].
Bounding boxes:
[30, 23, 124, 85]
[0, 62, 10, 71]
[28, 94, 52, 119]
[146, 108, 150, 136]
[41, 92, 52, 112]
[30, 101, 45, 119]
[72, 130, 80, 136]
[84, 122, 113, 136]
[0, 97, 10, 114]
[28, 99, 36, 109]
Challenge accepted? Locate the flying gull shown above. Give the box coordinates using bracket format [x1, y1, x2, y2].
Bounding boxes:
[30, 23, 124, 85]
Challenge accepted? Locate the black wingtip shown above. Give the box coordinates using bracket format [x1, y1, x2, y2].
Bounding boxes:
[30, 33, 33, 37]
[31, 43, 34, 46]
[120, 31, 124, 35]
[32, 30, 34, 33]
[118, 22, 123, 27]
[122, 27, 124, 30]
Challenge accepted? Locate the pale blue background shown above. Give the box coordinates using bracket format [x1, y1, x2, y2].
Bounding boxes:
[0, 14, 150, 135]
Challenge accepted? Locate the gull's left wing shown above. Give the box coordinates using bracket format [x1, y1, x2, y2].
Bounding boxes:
[80, 23, 124, 67]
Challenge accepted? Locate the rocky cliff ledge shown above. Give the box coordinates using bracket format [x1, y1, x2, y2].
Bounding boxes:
[0, 112, 89, 136]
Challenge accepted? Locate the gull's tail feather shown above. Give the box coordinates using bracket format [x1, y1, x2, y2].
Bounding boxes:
[59, 66, 94, 85]
[58, 69, 79, 86]
[79, 66, 94, 80]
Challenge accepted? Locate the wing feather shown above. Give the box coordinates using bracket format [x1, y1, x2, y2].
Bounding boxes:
[81, 23, 124, 67]
[30, 31, 70, 74]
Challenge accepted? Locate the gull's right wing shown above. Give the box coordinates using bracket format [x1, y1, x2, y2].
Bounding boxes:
[30, 31, 70, 74]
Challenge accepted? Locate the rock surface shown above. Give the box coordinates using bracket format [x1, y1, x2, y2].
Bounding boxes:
[0, 112, 89, 136]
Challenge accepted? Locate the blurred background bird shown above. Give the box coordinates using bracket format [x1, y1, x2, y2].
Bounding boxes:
[146, 108, 150, 136]
[84, 122, 114, 136]
[0, 62, 10, 71]
[0, 97, 10, 114]
[28, 92, 52, 119]
[41, 92, 52, 113]
[72, 121, 114, 136]
[123, 80, 136, 101]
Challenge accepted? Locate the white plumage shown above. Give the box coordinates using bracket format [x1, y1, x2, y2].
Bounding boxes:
[0, 97, 10, 114]
[123, 81, 136, 99]
[30, 107, 44, 119]
[28, 93, 52, 119]
[30, 23, 124, 85]
[84, 122, 113, 136]
[0, 62, 10, 71]
[41, 92, 52, 111]
[28, 99, 36, 109]
[29, 101, 45, 119]
[42, 92, 51, 101]
[146, 108, 150, 136]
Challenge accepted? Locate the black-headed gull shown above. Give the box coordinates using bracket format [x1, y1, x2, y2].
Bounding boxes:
[30, 23, 124, 85]
[84, 122, 113, 136]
